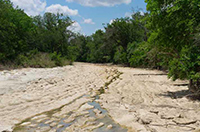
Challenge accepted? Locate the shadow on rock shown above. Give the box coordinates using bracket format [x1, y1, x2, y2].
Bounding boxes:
[159, 89, 200, 101]
[158, 90, 192, 99]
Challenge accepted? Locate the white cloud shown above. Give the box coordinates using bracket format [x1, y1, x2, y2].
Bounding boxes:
[125, 11, 145, 18]
[125, 12, 132, 18]
[45, 4, 78, 16]
[140, 11, 144, 16]
[66, 0, 131, 7]
[68, 21, 82, 33]
[109, 19, 115, 24]
[11, 0, 46, 16]
[83, 19, 95, 24]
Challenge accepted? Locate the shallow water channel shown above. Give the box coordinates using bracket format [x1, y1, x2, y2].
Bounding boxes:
[14, 94, 127, 132]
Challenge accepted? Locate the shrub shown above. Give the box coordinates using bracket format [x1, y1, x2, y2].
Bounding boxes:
[50, 52, 63, 66]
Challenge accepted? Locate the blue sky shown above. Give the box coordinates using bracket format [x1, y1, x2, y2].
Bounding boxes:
[11, 0, 146, 35]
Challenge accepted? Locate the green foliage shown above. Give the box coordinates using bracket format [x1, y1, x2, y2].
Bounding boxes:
[114, 46, 127, 64]
[0, 0, 74, 68]
[146, 0, 200, 81]
[50, 52, 63, 66]
[26, 53, 55, 68]
[128, 42, 149, 67]
[0, 0, 35, 61]
[85, 30, 106, 63]
[103, 15, 147, 64]
[81, 12, 147, 64]
[168, 46, 200, 81]
[13, 51, 70, 68]
[32, 13, 73, 56]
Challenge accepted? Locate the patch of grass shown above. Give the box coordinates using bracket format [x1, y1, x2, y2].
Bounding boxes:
[25, 52, 56, 68]
[98, 87, 105, 94]
[0, 51, 72, 70]
[98, 70, 123, 95]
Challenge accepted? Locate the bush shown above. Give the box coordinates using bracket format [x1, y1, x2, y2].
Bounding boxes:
[27, 52, 56, 68]
[16, 54, 29, 66]
[0, 51, 71, 69]
[114, 46, 127, 64]
[128, 42, 149, 67]
[50, 52, 63, 66]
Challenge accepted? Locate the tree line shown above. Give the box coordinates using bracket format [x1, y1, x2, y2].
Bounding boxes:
[0, 0, 199, 91]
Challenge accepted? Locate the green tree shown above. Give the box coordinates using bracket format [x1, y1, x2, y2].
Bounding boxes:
[145, 0, 200, 91]
[33, 13, 73, 55]
[86, 30, 105, 63]
[0, 0, 35, 61]
[104, 12, 147, 64]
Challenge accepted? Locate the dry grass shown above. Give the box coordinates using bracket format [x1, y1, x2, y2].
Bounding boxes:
[0, 52, 72, 70]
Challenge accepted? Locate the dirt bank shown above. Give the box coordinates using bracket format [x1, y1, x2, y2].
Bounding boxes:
[0, 63, 199, 132]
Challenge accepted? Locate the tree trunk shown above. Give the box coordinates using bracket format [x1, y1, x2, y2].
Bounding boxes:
[197, 79, 200, 92]
[189, 79, 195, 92]
[189, 79, 200, 93]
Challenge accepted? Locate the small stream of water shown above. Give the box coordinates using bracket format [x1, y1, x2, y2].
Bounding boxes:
[14, 94, 127, 132]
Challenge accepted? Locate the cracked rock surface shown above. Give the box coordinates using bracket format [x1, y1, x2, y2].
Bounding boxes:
[0, 63, 200, 132]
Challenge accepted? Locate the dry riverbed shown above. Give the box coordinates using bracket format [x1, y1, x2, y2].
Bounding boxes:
[0, 63, 199, 132]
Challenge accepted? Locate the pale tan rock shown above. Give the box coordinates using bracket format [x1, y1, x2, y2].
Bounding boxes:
[193, 128, 200, 132]
[76, 111, 89, 116]
[93, 109, 102, 114]
[96, 122, 104, 128]
[0, 63, 199, 132]
[107, 124, 113, 129]
[99, 66, 200, 132]
[79, 103, 94, 111]
[173, 118, 197, 125]
[88, 122, 104, 130]
[0, 63, 109, 131]
[29, 123, 38, 128]
[63, 114, 75, 123]
[31, 115, 47, 120]
[87, 117, 97, 122]
[52, 112, 63, 118]
[44, 120, 54, 124]
[85, 121, 96, 126]
[57, 124, 64, 128]
[49, 129, 56, 132]
[37, 126, 51, 132]
[35, 117, 49, 123]
[50, 122, 58, 127]
[20, 122, 31, 126]
[96, 113, 105, 119]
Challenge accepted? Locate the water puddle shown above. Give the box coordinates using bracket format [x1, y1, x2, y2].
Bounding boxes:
[88, 100, 127, 132]
[14, 95, 127, 132]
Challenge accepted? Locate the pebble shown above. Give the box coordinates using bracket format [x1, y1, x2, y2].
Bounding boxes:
[50, 122, 58, 127]
[97, 122, 104, 128]
[29, 124, 38, 128]
[107, 124, 113, 129]
[36, 126, 51, 132]
[79, 103, 94, 111]
[49, 129, 57, 132]
[76, 111, 89, 116]
[96, 113, 105, 119]
[173, 118, 197, 125]
[20, 122, 31, 126]
[31, 114, 47, 120]
[35, 117, 48, 123]
[63, 115, 75, 123]
[57, 124, 64, 128]
[93, 109, 102, 114]
[45, 120, 54, 124]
